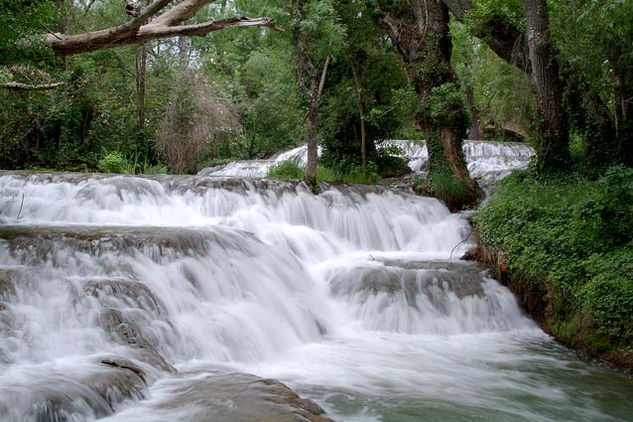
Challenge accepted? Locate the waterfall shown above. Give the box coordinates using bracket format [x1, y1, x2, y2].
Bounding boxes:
[1, 171, 631, 421]
[199, 140, 534, 185]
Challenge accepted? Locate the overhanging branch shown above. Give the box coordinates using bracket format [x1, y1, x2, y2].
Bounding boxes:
[45, 0, 281, 57]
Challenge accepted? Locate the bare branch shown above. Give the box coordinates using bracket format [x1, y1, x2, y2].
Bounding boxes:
[317, 55, 330, 100]
[1, 81, 65, 90]
[153, 0, 214, 26]
[148, 17, 282, 37]
[44, 0, 281, 58]
[49, 16, 280, 56]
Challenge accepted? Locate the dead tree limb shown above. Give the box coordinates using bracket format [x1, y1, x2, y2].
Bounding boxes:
[1, 81, 65, 90]
[44, 0, 281, 57]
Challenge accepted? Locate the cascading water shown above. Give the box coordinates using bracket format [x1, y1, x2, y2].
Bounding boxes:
[199, 140, 534, 186]
[1, 169, 632, 421]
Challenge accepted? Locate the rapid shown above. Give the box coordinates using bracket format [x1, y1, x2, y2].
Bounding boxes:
[0, 141, 632, 421]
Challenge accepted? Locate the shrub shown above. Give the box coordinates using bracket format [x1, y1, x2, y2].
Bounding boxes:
[268, 161, 304, 180]
[473, 168, 633, 365]
[97, 152, 132, 174]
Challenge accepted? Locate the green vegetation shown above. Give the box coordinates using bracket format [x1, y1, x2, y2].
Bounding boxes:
[473, 167, 633, 367]
[1, 0, 632, 367]
[97, 151, 133, 174]
[267, 161, 305, 180]
[267, 160, 380, 184]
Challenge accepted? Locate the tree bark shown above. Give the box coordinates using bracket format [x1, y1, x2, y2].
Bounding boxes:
[523, 0, 570, 170]
[441, 0, 530, 72]
[382, 0, 481, 209]
[293, 0, 330, 192]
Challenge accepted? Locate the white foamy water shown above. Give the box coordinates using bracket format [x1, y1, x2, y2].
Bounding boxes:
[0, 172, 631, 421]
[199, 140, 534, 185]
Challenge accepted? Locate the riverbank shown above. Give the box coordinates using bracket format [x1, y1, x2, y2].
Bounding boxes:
[469, 167, 633, 371]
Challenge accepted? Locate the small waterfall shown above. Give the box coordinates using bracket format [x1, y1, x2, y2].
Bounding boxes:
[198, 140, 534, 185]
[1, 171, 631, 421]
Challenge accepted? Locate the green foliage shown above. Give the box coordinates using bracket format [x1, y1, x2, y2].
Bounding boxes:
[267, 160, 380, 184]
[451, 21, 534, 140]
[240, 47, 303, 158]
[473, 168, 633, 361]
[97, 151, 132, 174]
[466, 0, 525, 39]
[267, 160, 304, 180]
[0, 0, 59, 66]
[421, 83, 469, 130]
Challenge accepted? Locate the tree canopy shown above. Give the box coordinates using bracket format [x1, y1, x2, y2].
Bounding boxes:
[0, 0, 631, 181]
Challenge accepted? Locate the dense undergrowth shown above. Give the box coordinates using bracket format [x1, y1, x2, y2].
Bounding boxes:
[473, 166, 633, 368]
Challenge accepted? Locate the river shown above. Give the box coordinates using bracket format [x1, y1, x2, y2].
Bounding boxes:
[0, 142, 631, 421]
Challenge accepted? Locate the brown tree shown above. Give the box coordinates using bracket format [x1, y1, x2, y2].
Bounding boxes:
[381, 0, 482, 209]
[443, 0, 569, 169]
[522, 0, 570, 169]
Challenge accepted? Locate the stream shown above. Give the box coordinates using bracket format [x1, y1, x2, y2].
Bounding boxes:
[1, 141, 632, 421]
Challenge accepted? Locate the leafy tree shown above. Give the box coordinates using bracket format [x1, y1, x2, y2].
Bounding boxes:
[374, 0, 483, 209]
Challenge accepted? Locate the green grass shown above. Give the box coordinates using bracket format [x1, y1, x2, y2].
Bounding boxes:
[473, 166, 633, 367]
[267, 161, 305, 180]
[267, 160, 380, 184]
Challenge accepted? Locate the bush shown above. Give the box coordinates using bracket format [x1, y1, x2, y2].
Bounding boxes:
[473, 168, 633, 365]
[97, 152, 132, 174]
[268, 161, 304, 180]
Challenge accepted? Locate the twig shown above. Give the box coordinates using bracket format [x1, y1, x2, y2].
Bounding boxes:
[41, 24, 62, 40]
[449, 230, 472, 262]
[16, 193, 25, 220]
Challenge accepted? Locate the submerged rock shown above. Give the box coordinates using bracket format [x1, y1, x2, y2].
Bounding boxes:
[0, 363, 149, 422]
[0, 268, 18, 298]
[159, 371, 333, 422]
[84, 278, 168, 318]
[99, 308, 176, 374]
[330, 259, 486, 301]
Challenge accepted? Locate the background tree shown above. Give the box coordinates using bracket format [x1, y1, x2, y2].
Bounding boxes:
[376, 0, 482, 209]
[291, 0, 345, 190]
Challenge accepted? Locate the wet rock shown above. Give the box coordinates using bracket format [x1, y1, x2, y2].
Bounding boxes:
[0, 268, 17, 297]
[99, 308, 176, 374]
[160, 371, 333, 422]
[461, 246, 482, 261]
[0, 225, 260, 263]
[330, 260, 486, 302]
[100, 357, 148, 383]
[89, 360, 147, 409]
[84, 278, 167, 317]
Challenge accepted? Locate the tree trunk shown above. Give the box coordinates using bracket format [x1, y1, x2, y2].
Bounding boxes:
[382, 0, 481, 209]
[178, 35, 190, 71]
[294, 0, 330, 193]
[613, 62, 633, 165]
[351, 64, 367, 172]
[138, 43, 147, 131]
[305, 104, 319, 186]
[523, 0, 570, 170]
[465, 86, 481, 140]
